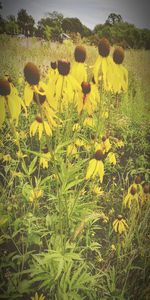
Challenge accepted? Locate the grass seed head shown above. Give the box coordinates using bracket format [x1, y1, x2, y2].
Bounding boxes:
[113, 47, 125, 64]
[24, 62, 40, 85]
[0, 79, 11, 96]
[81, 82, 91, 94]
[58, 60, 70, 76]
[95, 149, 103, 160]
[74, 45, 86, 62]
[98, 38, 110, 57]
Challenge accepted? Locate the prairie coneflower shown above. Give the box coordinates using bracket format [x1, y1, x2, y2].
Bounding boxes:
[71, 45, 87, 85]
[30, 116, 52, 140]
[30, 292, 45, 300]
[39, 147, 51, 169]
[0, 79, 24, 128]
[75, 81, 99, 115]
[47, 61, 59, 93]
[86, 150, 104, 183]
[92, 38, 112, 87]
[54, 60, 81, 111]
[123, 184, 139, 209]
[107, 47, 128, 93]
[113, 215, 128, 234]
[24, 62, 40, 106]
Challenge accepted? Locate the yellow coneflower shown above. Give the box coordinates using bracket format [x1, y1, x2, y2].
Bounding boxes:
[71, 45, 87, 85]
[24, 62, 40, 106]
[54, 60, 81, 111]
[39, 148, 51, 169]
[30, 292, 45, 300]
[140, 183, 149, 204]
[67, 143, 78, 156]
[30, 116, 52, 140]
[113, 215, 128, 234]
[107, 47, 128, 93]
[75, 81, 98, 115]
[92, 38, 113, 87]
[123, 184, 139, 209]
[95, 136, 111, 154]
[29, 188, 43, 203]
[47, 61, 59, 95]
[86, 150, 104, 183]
[83, 116, 95, 128]
[0, 79, 24, 128]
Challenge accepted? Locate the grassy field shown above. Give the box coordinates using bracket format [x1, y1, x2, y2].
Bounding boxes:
[0, 36, 150, 300]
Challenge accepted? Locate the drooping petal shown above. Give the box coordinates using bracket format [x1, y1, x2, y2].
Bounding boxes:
[0, 96, 6, 128]
[86, 159, 97, 180]
[38, 123, 43, 140]
[30, 120, 39, 137]
[97, 160, 104, 183]
[43, 121, 52, 136]
[7, 94, 21, 123]
[24, 84, 33, 106]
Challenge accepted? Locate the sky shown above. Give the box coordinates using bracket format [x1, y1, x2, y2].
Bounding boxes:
[1, 0, 150, 29]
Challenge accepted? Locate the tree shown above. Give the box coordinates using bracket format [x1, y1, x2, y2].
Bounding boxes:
[62, 17, 83, 34]
[5, 15, 18, 35]
[37, 11, 63, 40]
[17, 9, 35, 36]
[106, 13, 123, 25]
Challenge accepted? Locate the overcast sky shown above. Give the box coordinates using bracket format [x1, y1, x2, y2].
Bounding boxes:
[1, 0, 150, 29]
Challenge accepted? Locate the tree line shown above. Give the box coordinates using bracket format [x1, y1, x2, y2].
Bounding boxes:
[0, 3, 150, 49]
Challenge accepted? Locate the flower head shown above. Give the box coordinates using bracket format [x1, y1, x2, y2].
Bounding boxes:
[24, 62, 40, 85]
[81, 82, 91, 95]
[51, 61, 57, 69]
[0, 79, 11, 96]
[98, 38, 110, 57]
[74, 45, 86, 62]
[86, 150, 104, 183]
[30, 116, 52, 140]
[113, 215, 128, 234]
[58, 60, 70, 76]
[30, 292, 45, 300]
[113, 47, 125, 64]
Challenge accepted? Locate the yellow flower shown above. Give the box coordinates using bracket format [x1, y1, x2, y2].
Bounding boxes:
[53, 60, 81, 111]
[71, 45, 87, 84]
[30, 292, 45, 300]
[92, 38, 113, 87]
[106, 47, 128, 93]
[72, 123, 81, 132]
[3, 154, 12, 162]
[95, 136, 111, 154]
[93, 186, 104, 196]
[113, 215, 128, 234]
[0, 79, 25, 129]
[75, 82, 99, 115]
[29, 188, 43, 203]
[123, 184, 139, 209]
[107, 152, 116, 165]
[16, 150, 27, 159]
[30, 116, 52, 140]
[40, 151, 51, 169]
[86, 150, 104, 183]
[102, 111, 109, 119]
[116, 139, 124, 148]
[67, 144, 77, 156]
[83, 116, 95, 128]
[111, 244, 116, 251]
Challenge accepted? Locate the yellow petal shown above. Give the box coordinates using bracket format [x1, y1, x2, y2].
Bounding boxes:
[43, 121, 52, 136]
[97, 160, 104, 183]
[30, 120, 39, 137]
[0, 96, 6, 128]
[24, 84, 33, 106]
[38, 123, 43, 140]
[86, 159, 97, 180]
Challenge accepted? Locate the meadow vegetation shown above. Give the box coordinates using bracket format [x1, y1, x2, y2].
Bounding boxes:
[0, 36, 150, 300]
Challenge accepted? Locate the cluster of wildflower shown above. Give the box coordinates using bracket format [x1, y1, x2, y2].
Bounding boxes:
[123, 176, 149, 209]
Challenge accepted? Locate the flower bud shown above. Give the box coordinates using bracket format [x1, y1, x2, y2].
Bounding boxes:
[58, 60, 70, 76]
[51, 61, 57, 69]
[0, 79, 11, 96]
[98, 38, 110, 57]
[24, 62, 40, 85]
[74, 45, 86, 62]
